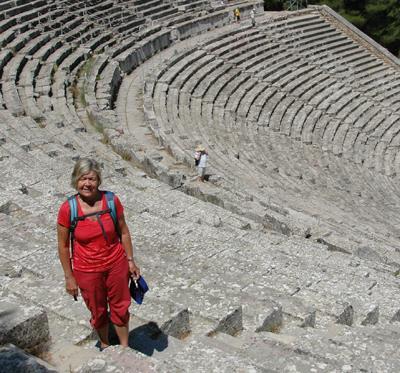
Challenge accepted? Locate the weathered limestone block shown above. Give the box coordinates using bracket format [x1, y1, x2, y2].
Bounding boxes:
[0, 344, 57, 373]
[2, 82, 24, 117]
[211, 215, 222, 228]
[316, 236, 351, 254]
[175, 12, 230, 40]
[143, 103, 156, 122]
[87, 108, 119, 131]
[0, 262, 22, 278]
[263, 212, 292, 236]
[300, 309, 317, 328]
[73, 345, 156, 373]
[255, 302, 283, 333]
[0, 297, 50, 352]
[118, 31, 172, 75]
[0, 201, 27, 217]
[355, 246, 383, 263]
[97, 61, 122, 109]
[360, 305, 379, 326]
[0, 50, 13, 74]
[333, 302, 354, 326]
[390, 309, 400, 323]
[280, 296, 316, 328]
[117, 49, 140, 75]
[134, 301, 191, 339]
[213, 306, 242, 336]
[159, 337, 261, 372]
[160, 308, 190, 339]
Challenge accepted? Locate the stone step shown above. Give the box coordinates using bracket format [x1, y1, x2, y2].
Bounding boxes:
[0, 344, 57, 373]
[207, 330, 342, 371]
[154, 335, 265, 372]
[0, 293, 50, 354]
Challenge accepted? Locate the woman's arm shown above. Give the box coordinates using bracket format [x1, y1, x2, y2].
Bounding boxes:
[57, 224, 78, 299]
[118, 213, 140, 279]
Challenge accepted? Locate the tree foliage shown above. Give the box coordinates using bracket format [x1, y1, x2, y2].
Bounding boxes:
[264, 0, 284, 11]
[264, 0, 400, 57]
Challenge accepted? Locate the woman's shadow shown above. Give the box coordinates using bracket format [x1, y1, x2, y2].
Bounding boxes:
[108, 322, 169, 356]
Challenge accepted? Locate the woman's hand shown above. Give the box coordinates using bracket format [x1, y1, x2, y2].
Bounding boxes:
[65, 275, 79, 299]
[128, 261, 140, 280]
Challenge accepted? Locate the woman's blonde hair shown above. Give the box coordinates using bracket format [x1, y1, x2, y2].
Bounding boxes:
[71, 158, 102, 189]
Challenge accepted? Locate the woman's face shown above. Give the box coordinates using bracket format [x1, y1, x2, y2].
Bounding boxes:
[77, 170, 99, 199]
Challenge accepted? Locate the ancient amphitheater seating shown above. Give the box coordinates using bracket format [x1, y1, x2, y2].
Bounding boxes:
[177, 0, 209, 12]
[133, 0, 180, 22]
[116, 16, 146, 35]
[4, 107, 398, 340]
[147, 9, 400, 249]
[0, 0, 57, 33]
[3, 1, 400, 370]
[0, 13, 390, 326]
[80, 55, 109, 108]
[134, 0, 164, 13]
[72, 0, 114, 18]
[0, 109, 332, 364]
[25, 23, 109, 118]
[1, 0, 210, 137]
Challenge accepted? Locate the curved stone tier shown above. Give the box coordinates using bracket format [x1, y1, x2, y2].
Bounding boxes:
[145, 9, 400, 257]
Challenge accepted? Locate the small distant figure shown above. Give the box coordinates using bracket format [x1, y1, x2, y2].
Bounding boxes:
[234, 7, 241, 23]
[250, 7, 256, 27]
[194, 144, 208, 182]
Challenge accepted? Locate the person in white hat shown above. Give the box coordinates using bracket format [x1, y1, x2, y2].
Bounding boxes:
[194, 145, 208, 182]
[250, 7, 256, 27]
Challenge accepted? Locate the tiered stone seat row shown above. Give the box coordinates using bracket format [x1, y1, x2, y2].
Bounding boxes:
[1, 109, 398, 326]
[86, 1, 260, 124]
[0, 0, 222, 126]
[2, 102, 400, 370]
[233, 13, 399, 173]
[1, 0, 257, 217]
[176, 0, 209, 12]
[145, 9, 400, 260]
[0, 2, 126, 121]
[1, 1, 254, 189]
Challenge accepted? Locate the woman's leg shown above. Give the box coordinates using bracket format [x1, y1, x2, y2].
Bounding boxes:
[106, 257, 131, 346]
[96, 323, 110, 349]
[74, 269, 110, 348]
[114, 323, 129, 347]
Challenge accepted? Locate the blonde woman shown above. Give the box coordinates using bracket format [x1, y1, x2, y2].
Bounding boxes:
[57, 158, 140, 350]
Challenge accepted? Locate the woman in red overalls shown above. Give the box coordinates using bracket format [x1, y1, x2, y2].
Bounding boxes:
[57, 158, 140, 350]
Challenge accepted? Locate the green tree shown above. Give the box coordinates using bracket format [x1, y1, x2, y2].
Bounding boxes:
[263, 0, 400, 56]
[307, 0, 400, 56]
[365, 0, 400, 56]
[264, 0, 284, 11]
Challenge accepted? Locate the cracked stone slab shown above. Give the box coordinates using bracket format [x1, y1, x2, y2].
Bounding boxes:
[0, 295, 50, 352]
[332, 302, 354, 326]
[360, 304, 379, 326]
[0, 344, 57, 373]
[73, 345, 156, 373]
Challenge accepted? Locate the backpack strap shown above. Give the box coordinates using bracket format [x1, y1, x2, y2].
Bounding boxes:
[67, 194, 79, 262]
[105, 191, 117, 226]
[105, 191, 121, 239]
[68, 194, 78, 224]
